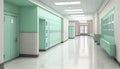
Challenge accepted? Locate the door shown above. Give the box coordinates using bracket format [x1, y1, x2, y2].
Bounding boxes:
[4, 15, 19, 62]
[80, 25, 88, 35]
[10, 16, 19, 59]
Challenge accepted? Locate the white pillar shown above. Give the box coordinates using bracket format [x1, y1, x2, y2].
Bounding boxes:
[0, 0, 4, 64]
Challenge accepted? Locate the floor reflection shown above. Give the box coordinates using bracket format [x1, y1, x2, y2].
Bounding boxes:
[4, 36, 120, 69]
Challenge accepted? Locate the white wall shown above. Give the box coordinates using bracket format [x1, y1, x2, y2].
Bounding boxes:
[20, 33, 39, 55]
[30, 0, 63, 18]
[93, 13, 99, 34]
[62, 18, 69, 41]
[69, 22, 76, 26]
[67, 15, 93, 21]
[99, 0, 120, 63]
[0, 0, 4, 64]
[75, 23, 80, 36]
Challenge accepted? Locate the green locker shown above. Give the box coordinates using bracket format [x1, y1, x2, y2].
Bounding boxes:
[100, 8, 115, 56]
[4, 14, 19, 62]
[38, 7, 62, 51]
[39, 19, 49, 50]
[69, 26, 75, 39]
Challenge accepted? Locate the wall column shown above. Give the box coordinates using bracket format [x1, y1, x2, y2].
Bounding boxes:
[0, 0, 4, 68]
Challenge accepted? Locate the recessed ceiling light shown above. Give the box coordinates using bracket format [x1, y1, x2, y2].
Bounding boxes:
[64, 9, 83, 12]
[70, 15, 85, 17]
[67, 12, 84, 14]
[54, 1, 80, 5]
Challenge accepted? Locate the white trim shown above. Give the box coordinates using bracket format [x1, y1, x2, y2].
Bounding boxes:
[0, 0, 4, 63]
[98, 0, 110, 13]
[29, 0, 64, 18]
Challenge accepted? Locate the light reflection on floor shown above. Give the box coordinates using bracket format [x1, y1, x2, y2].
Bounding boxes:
[4, 36, 120, 69]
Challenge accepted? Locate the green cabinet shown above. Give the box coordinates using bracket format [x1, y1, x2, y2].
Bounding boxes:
[69, 26, 75, 39]
[4, 15, 19, 62]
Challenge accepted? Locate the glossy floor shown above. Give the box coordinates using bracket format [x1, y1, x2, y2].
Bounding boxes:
[4, 36, 120, 69]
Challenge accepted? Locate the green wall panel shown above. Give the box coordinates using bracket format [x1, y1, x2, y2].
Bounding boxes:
[4, 2, 19, 14]
[20, 6, 38, 32]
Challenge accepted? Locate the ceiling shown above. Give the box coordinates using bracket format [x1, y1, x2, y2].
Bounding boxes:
[37, 0, 105, 16]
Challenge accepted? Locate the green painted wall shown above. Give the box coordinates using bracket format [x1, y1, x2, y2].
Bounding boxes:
[20, 6, 38, 32]
[4, 2, 19, 14]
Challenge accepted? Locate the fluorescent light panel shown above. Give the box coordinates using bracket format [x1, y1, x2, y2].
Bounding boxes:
[65, 9, 83, 12]
[67, 12, 84, 14]
[54, 1, 80, 5]
[70, 15, 85, 17]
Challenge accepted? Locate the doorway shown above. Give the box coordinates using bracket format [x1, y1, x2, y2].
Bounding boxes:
[80, 25, 88, 35]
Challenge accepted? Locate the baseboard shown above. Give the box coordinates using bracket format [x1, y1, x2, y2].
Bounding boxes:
[75, 35, 80, 36]
[80, 34, 88, 36]
[114, 58, 120, 66]
[39, 42, 62, 51]
[39, 49, 46, 51]
[0, 63, 4, 69]
[19, 54, 39, 57]
[69, 37, 75, 39]
[61, 39, 69, 43]
[4, 56, 19, 63]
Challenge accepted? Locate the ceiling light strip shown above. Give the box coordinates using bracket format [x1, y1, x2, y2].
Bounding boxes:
[55, 1, 80, 5]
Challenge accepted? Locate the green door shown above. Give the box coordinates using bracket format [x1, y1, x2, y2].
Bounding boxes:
[4, 15, 19, 62]
[10, 16, 19, 59]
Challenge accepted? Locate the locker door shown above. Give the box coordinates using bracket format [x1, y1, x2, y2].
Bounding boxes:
[39, 19, 46, 50]
[10, 16, 19, 59]
[4, 15, 11, 62]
